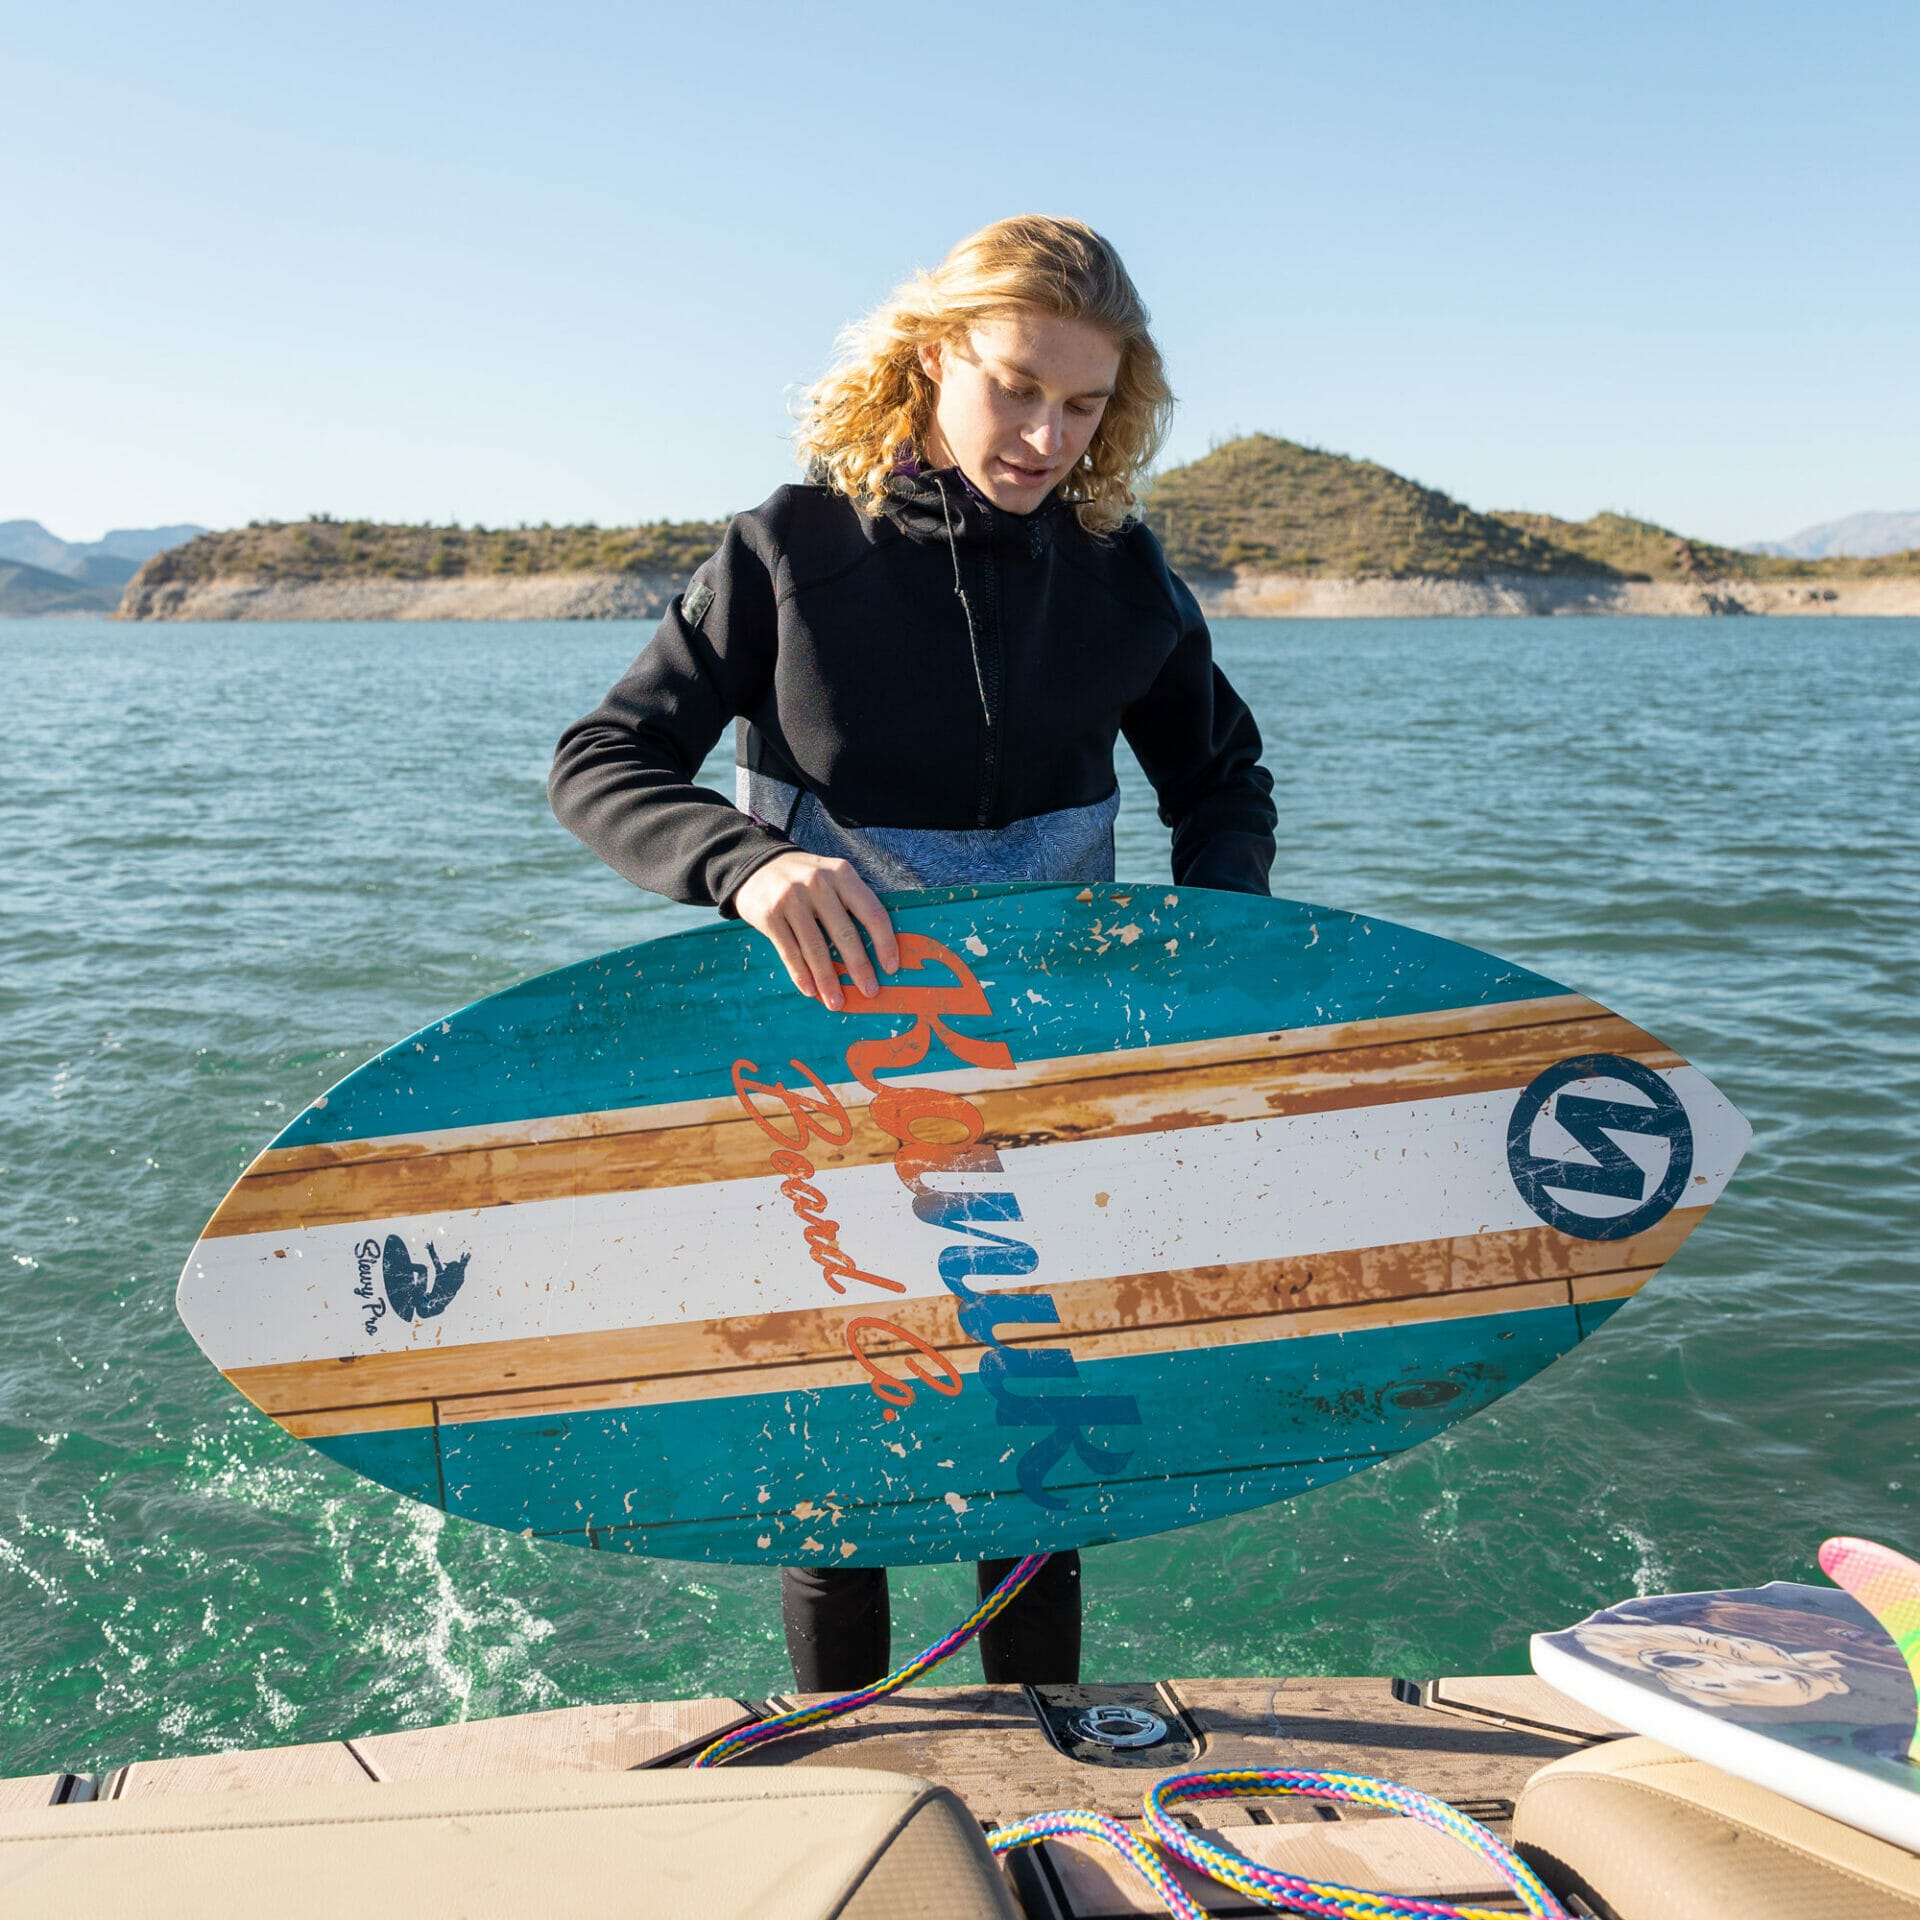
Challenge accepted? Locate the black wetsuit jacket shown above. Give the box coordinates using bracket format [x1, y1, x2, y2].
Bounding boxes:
[548, 470, 1277, 906]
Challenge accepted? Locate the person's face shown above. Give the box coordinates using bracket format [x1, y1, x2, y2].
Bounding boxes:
[918, 311, 1121, 514]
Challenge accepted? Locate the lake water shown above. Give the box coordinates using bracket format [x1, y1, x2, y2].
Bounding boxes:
[2, 615, 1916, 1778]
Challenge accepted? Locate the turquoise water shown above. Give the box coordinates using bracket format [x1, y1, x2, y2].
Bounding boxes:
[2, 615, 1916, 1778]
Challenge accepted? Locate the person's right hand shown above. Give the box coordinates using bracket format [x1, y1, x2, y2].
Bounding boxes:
[731, 853, 899, 1011]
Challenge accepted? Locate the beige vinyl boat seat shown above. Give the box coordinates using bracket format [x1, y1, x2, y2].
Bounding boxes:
[0, 1765, 1021, 1920]
[1514, 1735, 1920, 1920]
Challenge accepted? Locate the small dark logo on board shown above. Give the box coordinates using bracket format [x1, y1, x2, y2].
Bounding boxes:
[1507, 1053, 1695, 1242]
[352, 1234, 471, 1335]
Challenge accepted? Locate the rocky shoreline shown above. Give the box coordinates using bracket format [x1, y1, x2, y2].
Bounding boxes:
[117, 570, 683, 622]
[1190, 571, 1920, 617]
[113, 568, 1920, 621]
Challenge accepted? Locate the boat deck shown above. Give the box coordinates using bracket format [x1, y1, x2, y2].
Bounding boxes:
[3, 1673, 1622, 1915]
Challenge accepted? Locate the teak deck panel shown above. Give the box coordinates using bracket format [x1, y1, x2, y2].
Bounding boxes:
[733, 1676, 1584, 1829]
[15, 1673, 1609, 1916]
[98, 1697, 755, 1800]
[1034, 1815, 1518, 1916]
[351, 1695, 752, 1779]
[1424, 1672, 1626, 1742]
[0, 1774, 68, 1812]
[1175, 1677, 1575, 1807]
[112, 1739, 375, 1798]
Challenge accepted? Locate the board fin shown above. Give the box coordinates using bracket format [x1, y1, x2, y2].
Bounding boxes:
[1820, 1535, 1920, 1761]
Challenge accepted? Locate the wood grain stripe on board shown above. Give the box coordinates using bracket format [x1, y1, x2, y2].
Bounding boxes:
[255, 995, 1604, 1174]
[229, 1209, 1702, 1430]
[280, 1402, 437, 1440]
[431, 1276, 1619, 1426]
[204, 1004, 1668, 1240]
[1570, 1268, 1656, 1305]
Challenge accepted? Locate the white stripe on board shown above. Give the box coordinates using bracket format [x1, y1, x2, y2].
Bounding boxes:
[180, 1066, 1748, 1370]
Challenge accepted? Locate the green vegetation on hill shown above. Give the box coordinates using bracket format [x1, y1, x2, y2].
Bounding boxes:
[1491, 508, 1920, 582]
[1145, 434, 1916, 583]
[1143, 435, 1609, 579]
[121, 440, 1920, 605]
[135, 515, 728, 589]
[1488, 509, 1765, 580]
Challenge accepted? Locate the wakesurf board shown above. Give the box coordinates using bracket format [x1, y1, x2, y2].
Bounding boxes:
[1531, 1538, 1920, 1850]
[177, 882, 1750, 1564]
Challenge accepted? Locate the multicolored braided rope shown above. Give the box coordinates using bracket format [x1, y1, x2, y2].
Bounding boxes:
[1140, 1769, 1570, 1920]
[691, 1557, 1569, 1918]
[988, 1808, 1208, 1920]
[987, 1770, 1567, 1920]
[690, 1551, 1051, 1767]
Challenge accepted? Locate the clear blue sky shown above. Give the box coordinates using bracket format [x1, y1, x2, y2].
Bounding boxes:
[5, 1, 1915, 545]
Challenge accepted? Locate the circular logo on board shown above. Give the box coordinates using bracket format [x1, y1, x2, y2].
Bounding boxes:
[1506, 1053, 1694, 1243]
[1070, 1705, 1168, 1749]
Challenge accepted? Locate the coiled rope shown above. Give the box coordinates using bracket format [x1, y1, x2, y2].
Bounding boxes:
[1132, 1769, 1568, 1919]
[691, 1552, 1570, 1919]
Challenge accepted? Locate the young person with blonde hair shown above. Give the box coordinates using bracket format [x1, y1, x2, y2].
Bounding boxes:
[551, 215, 1276, 1689]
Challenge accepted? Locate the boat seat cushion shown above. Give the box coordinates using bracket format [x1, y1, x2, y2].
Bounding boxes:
[0, 1765, 1021, 1920]
[1514, 1735, 1920, 1920]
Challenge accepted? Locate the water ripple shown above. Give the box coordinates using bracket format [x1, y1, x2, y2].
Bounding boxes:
[2, 615, 1916, 1774]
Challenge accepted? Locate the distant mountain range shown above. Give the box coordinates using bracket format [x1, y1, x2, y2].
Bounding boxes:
[0, 520, 206, 585]
[0, 520, 206, 617]
[1746, 510, 1920, 560]
[0, 559, 131, 616]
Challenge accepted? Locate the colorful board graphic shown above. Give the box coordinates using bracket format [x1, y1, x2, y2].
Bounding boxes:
[1532, 1568, 1920, 1851]
[1821, 1537, 1920, 1759]
[176, 883, 1750, 1565]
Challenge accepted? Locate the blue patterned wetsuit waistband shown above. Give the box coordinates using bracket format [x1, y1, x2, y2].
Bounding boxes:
[737, 771, 1119, 892]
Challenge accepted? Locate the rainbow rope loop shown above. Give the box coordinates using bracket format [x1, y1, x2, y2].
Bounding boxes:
[989, 1809, 1208, 1920]
[691, 1551, 1051, 1768]
[989, 1773, 1568, 1920]
[690, 1555, 1569, 1917]
[1136, 1769, 1569, 1920]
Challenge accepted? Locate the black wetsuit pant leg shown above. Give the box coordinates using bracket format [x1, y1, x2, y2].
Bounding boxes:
[975, 1551, 1081, 1683]
[780, 1553, 1082, 1690]
[780, 1564, 890, 1692]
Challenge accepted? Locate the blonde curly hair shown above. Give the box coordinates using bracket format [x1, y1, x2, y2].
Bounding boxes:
[795, 216, 1173, 537]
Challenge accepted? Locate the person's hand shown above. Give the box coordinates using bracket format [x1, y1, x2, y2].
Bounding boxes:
[731, 853, 899, 1010]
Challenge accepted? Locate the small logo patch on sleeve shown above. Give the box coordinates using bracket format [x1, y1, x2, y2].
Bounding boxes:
[682, 580, 716, 628]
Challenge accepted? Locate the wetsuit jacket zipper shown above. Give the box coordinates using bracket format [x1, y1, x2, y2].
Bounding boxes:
[547, 476, 1279, 911]
[973, 545, 1003, 828]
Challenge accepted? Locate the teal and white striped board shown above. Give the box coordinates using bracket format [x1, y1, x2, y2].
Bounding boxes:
[177, 883, 1749, 1564]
